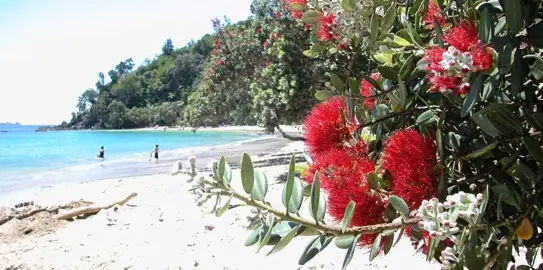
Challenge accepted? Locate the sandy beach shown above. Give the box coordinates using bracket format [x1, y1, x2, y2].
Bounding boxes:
[0, 135, 447, 270]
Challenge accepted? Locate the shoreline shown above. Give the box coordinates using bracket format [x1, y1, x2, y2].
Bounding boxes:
[0, 125, 305, 194]
[0, 140, 447, 270]
[0, 134, 302, 197]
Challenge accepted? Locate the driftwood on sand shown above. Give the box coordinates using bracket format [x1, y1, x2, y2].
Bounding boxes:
[0, 192, 138, 226]
[53, 192, 138, 220]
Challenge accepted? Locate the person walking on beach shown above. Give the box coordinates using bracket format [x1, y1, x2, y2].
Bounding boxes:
[97, 146, 106, 159]
[149, 145, 159, 161]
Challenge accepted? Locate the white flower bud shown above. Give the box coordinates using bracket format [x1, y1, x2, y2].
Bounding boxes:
[188, 156, 196, 166]
[415, 49, 426, 57]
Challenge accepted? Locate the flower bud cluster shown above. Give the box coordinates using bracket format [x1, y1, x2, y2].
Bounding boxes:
[194, 187, 213, 206]
[440, 247, 459, 269]
[416, 192, 484, 241]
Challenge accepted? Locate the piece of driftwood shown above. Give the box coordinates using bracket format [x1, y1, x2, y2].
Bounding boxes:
[53, 192, 138, 220]
[0, 199, 95, 226]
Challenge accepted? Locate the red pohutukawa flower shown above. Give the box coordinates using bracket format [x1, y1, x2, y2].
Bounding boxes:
[302, 149, 387, 247]
[285, 0, 307, 19]
[303, 148, 371, 192]
[423, 1, 448, 30]
[423, 20, 493, 95]
[318, 12, 339, 41]
[328, 185, 388, 247]
[360, 73, 382, 110]
[381, 129, 440, 210]
[303, 96, 359, 157]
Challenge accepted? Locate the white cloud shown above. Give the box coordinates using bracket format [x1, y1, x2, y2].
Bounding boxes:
[0, 0, 253, 125]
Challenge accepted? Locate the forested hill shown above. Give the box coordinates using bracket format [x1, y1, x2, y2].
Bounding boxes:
[66, 0, 337, 132]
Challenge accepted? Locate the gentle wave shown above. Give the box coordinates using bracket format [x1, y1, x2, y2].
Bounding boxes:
[0, 133, 278, 192]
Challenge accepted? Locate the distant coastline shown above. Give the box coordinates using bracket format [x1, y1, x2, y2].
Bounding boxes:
[32, 124, 303, 136]
[0, 122, 21, 126]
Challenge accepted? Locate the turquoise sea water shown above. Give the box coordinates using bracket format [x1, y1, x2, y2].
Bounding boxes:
[0, 125, 260, 192]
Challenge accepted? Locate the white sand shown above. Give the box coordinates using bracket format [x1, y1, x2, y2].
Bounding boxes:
[132, 125, 304, 135]
[0, 142, 441, 269]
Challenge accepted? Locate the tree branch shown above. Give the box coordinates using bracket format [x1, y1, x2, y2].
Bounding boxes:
[275, 124, 306, 142]
[205, 179, 418, 236]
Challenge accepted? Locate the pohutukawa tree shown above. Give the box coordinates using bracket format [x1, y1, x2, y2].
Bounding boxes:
[185, 0, 543, 269]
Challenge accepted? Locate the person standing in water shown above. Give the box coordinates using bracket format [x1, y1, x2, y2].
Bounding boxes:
[150, 145, 159, 161]
[97, 146, 106, 159]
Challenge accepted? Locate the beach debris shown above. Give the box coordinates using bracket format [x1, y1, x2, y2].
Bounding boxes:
[53, 192, 138, 220]
[0, 199, 94, 226]
[170, 160, 183, 175]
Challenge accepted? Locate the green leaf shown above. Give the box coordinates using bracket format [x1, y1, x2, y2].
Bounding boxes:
[298, 235, 333, 265]
[483, 103, 523, 136]
[308, 192, 326, 222]
[472, 111, 501, 137]
[342, 201, 356, 233]
[382, 235, 394, 255]
[303, 48, 319, 58]
[369, 14, 379, 49]
[461, 73, 484, 118]
[257, 215, 275, 253]
[283, 154, 296, 211]
[267, 224, 301, 256]
[527, 112, 543, 131]
[503, 0, 524, 35]
[330, 73, 344, 92]
[500, 157, 537, 187]
[394, 227, 404, 247]
[525, 55, 543, 81]
[482, 74, 501, 101]
[377, 66, 398, 80]
[398, 78, 407, 110]
[497, 42, 513, 75]
[399, 55, 415, 80]
[478, 5, 493, 43]
[373, 53, 394, 65]
[245, 226, 262, 247]
[315, 90, 334, 101]
[217, 156, 225, 180]
[511, 48, 528, 96]
[426, 237, 440, 261]
[251, 170, 268, 201]
[381, 4, 396, 34]
[309, 173, 326, 222]
[301, 10, 320, 24]
[216, 193, 234, 217]
[464, 142, 498, 159]
[369, 234, 381, 261]
[335, 235, 354, 249]
[523, 136, 543, 163]
[240, 153, 254, 194]
[477, 185, 490, 223]
[290, 2, 307, 11]
[492, 184, 520, 208]
[343, 234, 362, 269]
[527, 21, 543, 48]
[416, 109, 436, 125]
[389, 195, 410, 216]
[218, 156, 232, 185]
[341, 0, 357, 12]
[282, 177, 305, 214]
[433, 18, 445, 47]
[367, 172, 381, 190]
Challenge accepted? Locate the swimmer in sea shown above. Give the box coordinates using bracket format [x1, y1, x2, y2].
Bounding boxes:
[149, 144, 159, 161]
[97, 146, 106, 159]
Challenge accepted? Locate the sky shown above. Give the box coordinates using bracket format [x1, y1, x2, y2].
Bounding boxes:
[0, 0, 254, 125]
